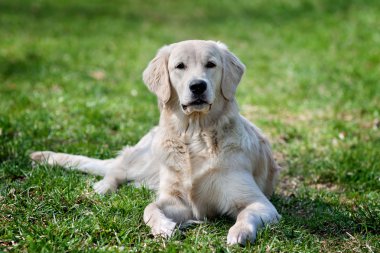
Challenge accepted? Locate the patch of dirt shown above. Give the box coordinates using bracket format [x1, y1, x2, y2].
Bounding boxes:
[89, 70, 106, 80]
[273, 151, 287, 170]
[276, 175, 302, 196]
[308, 182, 340, 192]
[277, 175, 342, 197]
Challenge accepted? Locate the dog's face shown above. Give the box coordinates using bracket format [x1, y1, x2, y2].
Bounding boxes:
[168, 42, 222, 114]
[143, 40, 245, 115]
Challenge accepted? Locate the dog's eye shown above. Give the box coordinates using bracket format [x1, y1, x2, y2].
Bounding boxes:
[205, 61, 216, 68]
[175, 63, 186, 69]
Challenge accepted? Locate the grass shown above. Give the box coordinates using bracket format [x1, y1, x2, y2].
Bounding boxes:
[1, 0, 379, 252]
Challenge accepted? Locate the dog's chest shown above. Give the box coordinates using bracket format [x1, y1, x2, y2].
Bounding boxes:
[162, 131, 221, 217]
[163, 131, 218, 171]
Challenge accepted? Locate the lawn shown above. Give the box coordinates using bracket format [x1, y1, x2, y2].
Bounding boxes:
[1, 0, 379, 252]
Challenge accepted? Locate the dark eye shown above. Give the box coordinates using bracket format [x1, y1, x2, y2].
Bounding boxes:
[175, 62, 185, 69]
[205, 61, 216, 68]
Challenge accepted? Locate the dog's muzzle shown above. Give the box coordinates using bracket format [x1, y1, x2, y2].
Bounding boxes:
[181, 79, 212, 114]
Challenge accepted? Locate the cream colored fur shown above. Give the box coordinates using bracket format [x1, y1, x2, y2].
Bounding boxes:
[30, 40, 280, 245]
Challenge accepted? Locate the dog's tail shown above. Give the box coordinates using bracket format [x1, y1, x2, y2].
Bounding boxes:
[30, 151, 115, 177]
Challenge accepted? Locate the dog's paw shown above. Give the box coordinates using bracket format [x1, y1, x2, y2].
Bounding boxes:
[30, 151, 55, 166]
[227, 222, 256, 246]
[151, 218, 176, 238]
[93, 179, 117, 194]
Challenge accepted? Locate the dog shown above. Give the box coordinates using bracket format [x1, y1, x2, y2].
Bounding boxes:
[30, 40, 280, 245]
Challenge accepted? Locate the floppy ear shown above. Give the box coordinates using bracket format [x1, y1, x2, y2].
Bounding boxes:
[217, 42, 245, 100]
[143, 45, 172, 103]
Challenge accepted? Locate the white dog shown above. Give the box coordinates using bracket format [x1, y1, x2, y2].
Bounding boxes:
[31, 40, 280, 245]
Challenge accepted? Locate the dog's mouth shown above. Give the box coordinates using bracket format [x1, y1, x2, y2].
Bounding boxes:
[182, 99, 208, 110]
[181, 99, 211, 114]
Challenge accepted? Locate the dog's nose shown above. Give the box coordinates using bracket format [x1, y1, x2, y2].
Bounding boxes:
[189, 80, 207, 95]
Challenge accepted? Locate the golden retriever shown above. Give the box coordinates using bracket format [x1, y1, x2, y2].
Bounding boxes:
[30, 40, 280, 245]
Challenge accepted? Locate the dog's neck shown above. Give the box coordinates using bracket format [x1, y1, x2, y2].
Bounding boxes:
[159, 98, 240, 136]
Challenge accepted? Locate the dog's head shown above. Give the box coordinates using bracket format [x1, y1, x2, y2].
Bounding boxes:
[143, 40, 245, 115]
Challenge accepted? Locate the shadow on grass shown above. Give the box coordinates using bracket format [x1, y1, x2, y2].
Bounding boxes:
[0, 53, 44, 80]
[272, 193, 379, 238]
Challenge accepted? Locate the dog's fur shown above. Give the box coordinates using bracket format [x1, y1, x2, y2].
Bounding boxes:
[30, 40, 280, 245]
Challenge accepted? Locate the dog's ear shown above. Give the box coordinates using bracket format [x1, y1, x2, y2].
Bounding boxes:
[143, 45, 172, 103]
[217, 42, 245, 100]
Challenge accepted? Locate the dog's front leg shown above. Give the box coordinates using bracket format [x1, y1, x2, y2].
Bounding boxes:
[219, 170, 280, 245]
[143, 202, 177, 238]
[226, 197, 280, 245]
[143, 197, 192, 238]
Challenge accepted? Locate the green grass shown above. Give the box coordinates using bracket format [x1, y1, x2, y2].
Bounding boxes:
[1, 0, 379, 252]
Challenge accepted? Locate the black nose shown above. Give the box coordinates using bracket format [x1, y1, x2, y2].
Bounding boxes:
[189, 80, 207, 95]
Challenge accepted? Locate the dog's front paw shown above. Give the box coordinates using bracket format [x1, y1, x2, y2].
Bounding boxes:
[227, 222, 256, 245]
[150, 218, 176, 238]
[93, 179, 117, 194]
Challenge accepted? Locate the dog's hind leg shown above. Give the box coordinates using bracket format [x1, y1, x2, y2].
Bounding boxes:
[30, 150, 124, 194]
[93, 128, 161, 194]
[30, 151, 115, 177]
[30, 127, 160, 194]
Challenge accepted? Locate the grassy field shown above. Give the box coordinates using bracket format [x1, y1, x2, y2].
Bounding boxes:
[1, 0, 379, 252]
